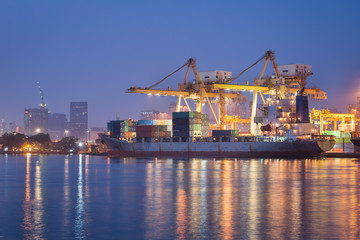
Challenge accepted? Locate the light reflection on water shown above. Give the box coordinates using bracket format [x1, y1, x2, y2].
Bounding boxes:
[22, 154, 45, 239]
[75, 154, 85, 239]
[0, 155, 359, 239]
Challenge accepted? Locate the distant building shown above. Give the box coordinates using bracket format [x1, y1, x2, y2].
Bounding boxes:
[69, 102, 88, 141]
[0, 120, 20, 135]
[89, 127, 105, 143]
[0, 120, 7, 135]
[24, 107, 48, 136]
[167, 102, 187, 115]
[48, 113, 68, 141]
[8, 122, 16, 133]
[141, 110, 160, 120]
[140, 110, 170, 120]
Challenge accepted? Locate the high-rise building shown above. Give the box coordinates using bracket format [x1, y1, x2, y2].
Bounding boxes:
[48, 113, 68, 141]
[0, 120, 7, 135]
[70, 102, 88, 140]
[24, 107, 48, 136]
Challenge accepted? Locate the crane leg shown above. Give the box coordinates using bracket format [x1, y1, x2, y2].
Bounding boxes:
[250, 90, 258, 135]
[176, 96, 181, 112]
[219, 89, 225, 129]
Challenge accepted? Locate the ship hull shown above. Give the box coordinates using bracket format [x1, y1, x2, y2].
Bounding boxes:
[101, 135, 334, 158]
[351, 139, 360, 147]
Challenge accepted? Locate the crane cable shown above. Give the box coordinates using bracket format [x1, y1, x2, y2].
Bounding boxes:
[147, 62, 189, 89]
[224, 55, 266, 84]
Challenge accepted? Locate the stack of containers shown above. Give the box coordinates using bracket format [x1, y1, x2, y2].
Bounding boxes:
[212, 130, 239, 137]
[107, 120, 122, 138]
[136, 119, 172, 138]
[173, 112, 202, 137]
[201, 114, 210, 137]
[121, 120, 137, 138]
[107, 120, 137, 138]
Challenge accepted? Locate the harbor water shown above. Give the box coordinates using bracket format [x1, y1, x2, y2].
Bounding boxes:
[0, 154, 359, 239]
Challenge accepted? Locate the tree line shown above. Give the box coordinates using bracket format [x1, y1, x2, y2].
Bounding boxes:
[0, 133, 80, 153]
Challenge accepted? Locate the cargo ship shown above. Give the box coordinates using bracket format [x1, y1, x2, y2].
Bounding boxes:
[350, 132, 360, 146]
[101, 55, 336, 158]
[100, 133, 335, 158]
[100, 99, 335, 158]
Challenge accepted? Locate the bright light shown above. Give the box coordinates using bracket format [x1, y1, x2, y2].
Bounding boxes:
[4, 147, 8, 151]
[78, 142, 84, 147]
[36, 128, 41, 133]
[147, 93, 152, 96]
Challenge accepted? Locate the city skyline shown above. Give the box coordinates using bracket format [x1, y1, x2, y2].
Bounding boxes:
[1, 1, 360, 128]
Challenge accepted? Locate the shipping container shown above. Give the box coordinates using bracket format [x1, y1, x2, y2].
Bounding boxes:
[173, 130, 202, 137]
[173, 111, 201, 119]
[138, 120, 157, 125]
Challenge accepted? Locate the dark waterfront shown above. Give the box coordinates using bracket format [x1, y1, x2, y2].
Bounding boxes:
[0, 155, 359, 239]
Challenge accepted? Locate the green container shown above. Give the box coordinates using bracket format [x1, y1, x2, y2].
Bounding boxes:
[173, 111, 201, 119]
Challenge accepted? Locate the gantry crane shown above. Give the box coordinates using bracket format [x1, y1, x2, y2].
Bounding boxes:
[128, 51, 327, 134]
[310, 108, 359, 134]
[128, 58, 252, 129]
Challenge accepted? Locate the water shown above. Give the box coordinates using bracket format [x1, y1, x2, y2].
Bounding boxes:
[0, 154, 360, 240]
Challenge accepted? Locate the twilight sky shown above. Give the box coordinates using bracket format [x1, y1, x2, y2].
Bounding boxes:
[1, 0, 360, 128]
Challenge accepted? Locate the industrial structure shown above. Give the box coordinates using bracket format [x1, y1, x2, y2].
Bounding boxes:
[128, 51, 327, 134]
[101, 50, 340, 157]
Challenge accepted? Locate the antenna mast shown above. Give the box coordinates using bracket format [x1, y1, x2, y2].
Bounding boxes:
[36, 81, 46, 109]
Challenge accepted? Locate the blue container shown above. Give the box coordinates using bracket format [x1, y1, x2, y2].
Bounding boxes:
[173, 118, 190, 125]
[173, 130, 190, 137]
[138, 120, 157, 125]
[296, 96, 310, 123]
